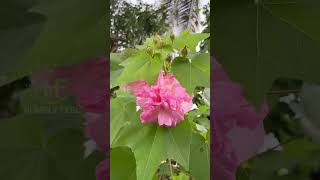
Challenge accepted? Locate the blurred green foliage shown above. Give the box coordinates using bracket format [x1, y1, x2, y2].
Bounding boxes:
[111, 0, 169, 52]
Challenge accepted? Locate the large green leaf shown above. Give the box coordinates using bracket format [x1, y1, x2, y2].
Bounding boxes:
[112, 116, 193, 180]
[110, 53, 123, 71]
[0, 0, 107, 86]
[189, 134, 210, 180]
[115, 51, 162, 85]
[110, 49, 137, 88]
[172, 53, 210, 94]
[110, 53, 123, 88]
[110, 147, 136, 180]
[173, 30, 209, 53]
[172, 173, 189, 180]
[110, 97, 137, 146]
[213, 0, 320, 108]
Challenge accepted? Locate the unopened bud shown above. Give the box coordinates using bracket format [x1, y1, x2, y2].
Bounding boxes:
[153, 35, 162, 45]
[181, 46, 188, 57]
[170, 34, 175, 42]
[146, 46, 153, 57]
[159, 41, 166, 48]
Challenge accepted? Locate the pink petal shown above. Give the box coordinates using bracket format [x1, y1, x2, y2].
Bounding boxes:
[180, 101, 193, 113]
[140, 108, 159, 123]
[125, 80, 150, 96]
[156, 71, 166, 87]
[158, 109, 184, 127]
[126, 70, 193, 127]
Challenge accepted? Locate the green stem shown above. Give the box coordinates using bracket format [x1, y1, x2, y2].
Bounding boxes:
[168, 159, 173, 179]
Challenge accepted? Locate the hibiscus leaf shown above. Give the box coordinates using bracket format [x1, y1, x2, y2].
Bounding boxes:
[171, 53, 210, 94]
[112, 113, 193, 180]
[110, 49, 138, 88]
[214, 0, 320, 108]
[189, 133, 210, 180]
[172, 173, 189, 180]
[110, 53, 124, 88]
[173, 30, 209, 53]
[0, 0, 106, 86]
[111, 69, 123, 88]
[110, 147, 137, 180]
[115, 51, 162, 85]
[110, 97, 137, 146]
[110, 53, 123, 71]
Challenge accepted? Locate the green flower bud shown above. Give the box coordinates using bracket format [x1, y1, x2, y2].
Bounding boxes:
[159, 41, 165, 48]
[181, 46, 188, 57]
[146, 46, 153, 57]
[153, 35, 162, 45]
[170, 34, 175, 42]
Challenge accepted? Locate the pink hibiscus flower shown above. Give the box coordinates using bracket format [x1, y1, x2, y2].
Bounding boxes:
[212, 59, 268, 180]
[125, 71, 193, 127]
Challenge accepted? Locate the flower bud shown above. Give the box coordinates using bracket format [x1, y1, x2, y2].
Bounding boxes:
[146, 46, 153, 57]
[181, 46, 188, 57]
[170, 34, 175, 42]
[153, 35, 162, 45]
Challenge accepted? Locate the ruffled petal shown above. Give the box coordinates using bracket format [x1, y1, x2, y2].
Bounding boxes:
[140, 108, 159, 123]
[125, 80, 150, 96]
[180, 101, 193, 113]
[127, 70, 192, 127]
[158, 109, 184, 127]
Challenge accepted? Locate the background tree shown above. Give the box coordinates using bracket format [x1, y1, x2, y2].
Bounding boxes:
[110, 0, 169, 52]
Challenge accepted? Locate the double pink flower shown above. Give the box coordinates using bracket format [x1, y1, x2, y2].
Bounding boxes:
[125, 71, 193, 127]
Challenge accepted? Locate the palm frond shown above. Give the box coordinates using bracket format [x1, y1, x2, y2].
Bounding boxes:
[163, 0, 202, 34]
